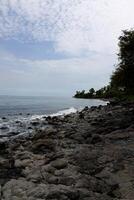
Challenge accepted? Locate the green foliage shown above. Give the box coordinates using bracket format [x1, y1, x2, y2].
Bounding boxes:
[74, 29, 134, 100]
[74, 85, 125, 100]
[74, 88, 95, 98]
[89, 88, 95, 96]
[111, 29, 134, 94]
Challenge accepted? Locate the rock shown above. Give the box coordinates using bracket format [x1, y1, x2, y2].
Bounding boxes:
[75, 177, 91, 188]
[82, 106, 89, 112]
[0, 126, 9, 130]
[31, 139, 55, 154]
[45, 188, 79, 200]
[31, 121, 40, 126]
[28, 126, 32, 130]
[8, 131, 20, 137]
[58, 177, 75, 186]
[0, 102, 134, 199]
[32, 127, 57, 140]
[2, 117, 7, 120]
[107, 111, 113, 116]
[90, 134, 103, 144]
[70, 148, 100, 175]
[0, 141, 8, 155]
[51, 159, 68, 170]
[109, 99, 120, 106]
[43, 165, 55, 174]
[98, 105, 103, 110]
[2, 179, 35, 199]
[0, 163, 24, 185]
[47, 176, 59, 184]
[0, 157, 9, 168]
[90, 106, 97, 111]
[0, 185, 2, 199]
[79, 112, 85, 119]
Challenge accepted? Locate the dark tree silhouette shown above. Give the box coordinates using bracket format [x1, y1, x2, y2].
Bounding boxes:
[111, 29, 134, 94]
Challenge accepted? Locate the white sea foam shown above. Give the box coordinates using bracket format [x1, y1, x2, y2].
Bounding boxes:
[30, 107, 77, 120]
[50, 107, 77, 117]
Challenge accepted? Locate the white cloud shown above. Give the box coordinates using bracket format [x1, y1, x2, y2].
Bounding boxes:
[0, 0, 134, 55]
[0, 50, 116, 95]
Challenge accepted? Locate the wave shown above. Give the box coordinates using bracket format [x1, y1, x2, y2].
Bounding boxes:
[0, 107, 78, 139]
[30, 107, 77, 120]
[50, 107, 77, 117]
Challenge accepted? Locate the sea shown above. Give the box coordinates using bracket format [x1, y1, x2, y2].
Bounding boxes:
[0, 95, 108, 138]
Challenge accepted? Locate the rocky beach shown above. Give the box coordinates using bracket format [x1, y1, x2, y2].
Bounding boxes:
[0, 102, 134, 200]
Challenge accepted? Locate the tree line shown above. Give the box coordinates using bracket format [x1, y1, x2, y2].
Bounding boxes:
[74, 29, 134, 100]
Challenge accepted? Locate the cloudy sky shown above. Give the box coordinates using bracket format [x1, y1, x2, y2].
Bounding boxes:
[0, 0, 134, 96]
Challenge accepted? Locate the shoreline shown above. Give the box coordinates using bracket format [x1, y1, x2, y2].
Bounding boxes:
[73, 96, 113, 102]
[0, 102, 134, 199]
[0, 100, 108, 141]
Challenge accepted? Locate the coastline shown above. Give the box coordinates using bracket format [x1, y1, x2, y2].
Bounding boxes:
[0, 99, 108, 140]
[0, 102, 134, 199]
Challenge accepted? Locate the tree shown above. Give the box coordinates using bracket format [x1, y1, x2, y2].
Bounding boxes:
[111, 29, 134, 94]
[89, 88, 95, 95]
[81, 90, 85, 95]
[96, 88, 104, 98]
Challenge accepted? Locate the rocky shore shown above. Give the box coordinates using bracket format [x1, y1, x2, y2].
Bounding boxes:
[0, 102, 134, 200]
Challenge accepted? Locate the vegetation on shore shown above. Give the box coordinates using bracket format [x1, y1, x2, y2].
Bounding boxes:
[74, 29, 134, 100]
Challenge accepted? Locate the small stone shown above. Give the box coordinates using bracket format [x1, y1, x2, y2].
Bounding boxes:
[31, 121, 40, 126]
[15, 121, 21, 124]
[2, 117, 7, 120]
[0, 126, 9, 130]
[51, 159, 68, 169]
[43, 165, 55, 174]
[47, 176, 59, 184]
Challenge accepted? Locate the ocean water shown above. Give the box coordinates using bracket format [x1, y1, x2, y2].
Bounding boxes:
[0, 95, 107, 117]
[0, 96, 108, 137]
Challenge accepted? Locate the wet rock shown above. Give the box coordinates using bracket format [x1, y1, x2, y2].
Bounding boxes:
[31, 121, 40, 126]
[98, 105, 103, 110]
[8, 131, 20, 137]
[15, 120, 21, 124]
[90, 106, 97, 111]
[0, 126, 9, 130]
[2, 117, 7, 120]
[82, 106, 89, 111]
[28, 126, 33, 130]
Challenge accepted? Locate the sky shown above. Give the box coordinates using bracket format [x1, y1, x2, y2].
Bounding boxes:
[0, 0, 134, 96]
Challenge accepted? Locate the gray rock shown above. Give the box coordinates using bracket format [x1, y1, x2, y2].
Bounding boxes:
[51, 159, 68, 170]
[1, 102, 134, 199]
